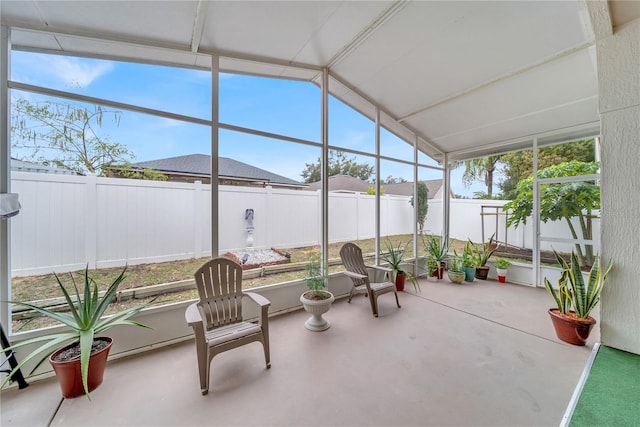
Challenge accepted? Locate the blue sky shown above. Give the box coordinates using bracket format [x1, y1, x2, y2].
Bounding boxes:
[10, 51, 486, 197]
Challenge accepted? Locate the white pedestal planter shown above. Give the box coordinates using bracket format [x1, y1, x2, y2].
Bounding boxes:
[300, 291, 335, 332]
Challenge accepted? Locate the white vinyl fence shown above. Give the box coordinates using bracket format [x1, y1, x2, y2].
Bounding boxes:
[9, 172, 599, 277]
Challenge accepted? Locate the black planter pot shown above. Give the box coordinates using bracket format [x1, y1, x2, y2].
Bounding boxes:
[475, 266, 490, 280]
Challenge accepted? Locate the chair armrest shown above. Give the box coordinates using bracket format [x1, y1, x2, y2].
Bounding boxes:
[244, 292, 270, 331]
[244, 291, 271, 308]
[369, 265, 392, 281]
[185, 302, 203, 326]
[369, 265, 392, 273]
[344, 270, 368, 280]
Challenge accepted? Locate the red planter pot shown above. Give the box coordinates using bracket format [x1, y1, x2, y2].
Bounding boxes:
[49, 337, 113, 398]
[432, 262, 445, 280]
[395, 271, 406, 291]
[548, 309, 596, 346]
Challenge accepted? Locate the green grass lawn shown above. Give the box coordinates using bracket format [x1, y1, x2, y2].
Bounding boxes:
[12, 234, 445, 331]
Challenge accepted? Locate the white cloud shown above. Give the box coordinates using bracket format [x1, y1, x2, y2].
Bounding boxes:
[14, 52, 114, 88]
[45, 56, 114, 88]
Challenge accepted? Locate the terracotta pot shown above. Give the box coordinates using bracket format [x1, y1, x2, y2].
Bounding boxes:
[475, 266, 490, 280]
[548, 309, 596, 346]
[49, 337, 113, 398]
[395, 271, 406, 292]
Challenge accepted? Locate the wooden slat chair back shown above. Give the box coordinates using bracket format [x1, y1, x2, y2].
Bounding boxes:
[339, 242, 401, 317]
[195, 258, 244, 328]
[185, 257, 271, 395]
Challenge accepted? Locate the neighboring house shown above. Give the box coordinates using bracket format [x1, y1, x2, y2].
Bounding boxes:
[383, 179, 453, 199]
[305, 175, 372, 193]
[114, 154, 305, 190]
[10, 158, 80, 175]
[306, 175, 452, 199]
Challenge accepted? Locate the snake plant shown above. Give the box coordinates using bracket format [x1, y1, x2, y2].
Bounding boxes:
[544, 250, 612, 318]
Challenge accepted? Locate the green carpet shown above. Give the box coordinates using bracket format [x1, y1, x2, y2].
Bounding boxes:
[570, 345, 640, 427]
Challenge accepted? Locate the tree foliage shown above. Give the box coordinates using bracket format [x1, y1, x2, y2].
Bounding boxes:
[11, 99, 133, 175]
[382, 176, 407, 184]
[300, 150, 374, 183]
[410, 182, 429, 233]
[104, 164, 169, 181]
[499, 139, 595, 199]
[503, 160, 600, 267]
[457, 156, 502, 198]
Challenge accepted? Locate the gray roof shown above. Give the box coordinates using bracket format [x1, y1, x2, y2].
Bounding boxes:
[133, 154, 302, 186]
[11, 158, 80, 175]
[383, 180, 445, 198]
[306, 175, 373, 193]
[307, 175, 446, 198]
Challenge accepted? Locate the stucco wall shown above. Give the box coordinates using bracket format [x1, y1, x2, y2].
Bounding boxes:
[598, 18, 640, 354]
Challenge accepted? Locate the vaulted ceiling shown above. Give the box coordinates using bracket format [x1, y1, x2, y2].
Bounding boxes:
[2, 1, 638, 162]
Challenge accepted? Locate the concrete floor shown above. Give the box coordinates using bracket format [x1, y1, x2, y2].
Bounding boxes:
[1, 279, 597, 426]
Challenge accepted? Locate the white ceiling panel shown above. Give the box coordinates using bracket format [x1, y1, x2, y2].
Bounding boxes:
[332, 1, 593, 115]
[408, 48, 599, 148]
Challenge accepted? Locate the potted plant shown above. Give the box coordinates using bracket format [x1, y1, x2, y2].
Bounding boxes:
[494, 258, 511, 283]
[1, 266, 152, 399]
[544, 250, 612, 346]
[380, 240, 419, 292]
[447, 251, 465, 284]
[300, 260, 335, 332]
[461, 240, 476, 282]
[474, 233, 496, 280]
[424, 235, 448, 280]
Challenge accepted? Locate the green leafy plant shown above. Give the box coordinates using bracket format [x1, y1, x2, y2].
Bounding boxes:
[447, 251, 463, 272]
[494, 258, 511, 269]
[504, 161, 600, 267]
[380, 240, 419, 292]
[474, 233, 497, 266]
[462, 240, 476, 268]
[543, 250, 612, 318]
[1, 266, 152, 398]
[424, 235, 449, 278]
[304, 260, 330, 299]
[424, 235, 448, 263]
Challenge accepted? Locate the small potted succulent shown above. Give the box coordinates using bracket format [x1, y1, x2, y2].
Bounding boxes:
[494, 258, 511, 283]
[474, 233, 497, 280]
[300, 260, 334, 332]
[424, 235, 448, 280]
[461, 240, 476, 282]
[380, 240, 419, 292]
[544, 250, 612, 346]
[447, 251, 465, 284]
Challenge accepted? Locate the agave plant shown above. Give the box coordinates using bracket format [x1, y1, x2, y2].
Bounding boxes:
[2, 266, 152, 398]
[381, 240, 420, 292]
[544, 250, 612, 319]
[424, 235, 448, 263]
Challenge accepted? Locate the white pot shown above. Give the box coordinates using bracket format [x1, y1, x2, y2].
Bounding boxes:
[496, 268, 508, 283]
[300, 290, 335, 331]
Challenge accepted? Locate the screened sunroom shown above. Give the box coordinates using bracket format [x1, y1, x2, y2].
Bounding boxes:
[1, 1, 638, 426]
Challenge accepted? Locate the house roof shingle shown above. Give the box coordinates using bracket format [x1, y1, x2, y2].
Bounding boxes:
[133, 154, 303, 187]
